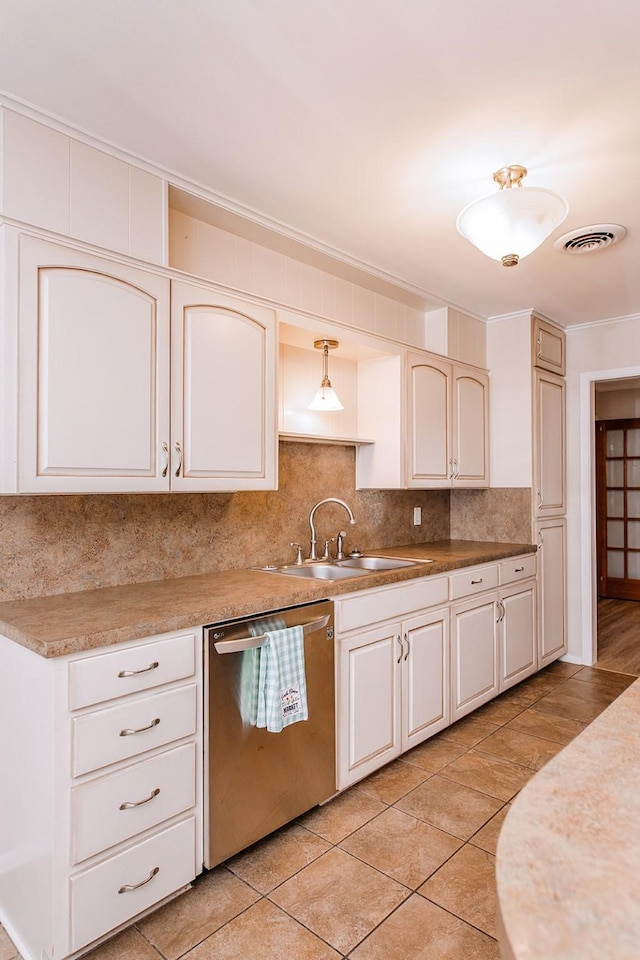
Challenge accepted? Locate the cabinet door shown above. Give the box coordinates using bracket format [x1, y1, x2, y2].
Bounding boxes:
[18, 235, 170, 493]
[499, 581, 537, 691]
[170, 280, 277, 491]
[532, 315, 566, 376]
[533, 369, 566, 516]
[450, 593, 499, 721]
[337, 624, 402, 789]
[452, 367, 489, 487]
[406, 353, 451, 487]
[536, 518, 567, 666]
[401, 609, 449, 751]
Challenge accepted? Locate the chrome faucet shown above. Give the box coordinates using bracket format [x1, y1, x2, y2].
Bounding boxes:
[308, 498, 356, 561]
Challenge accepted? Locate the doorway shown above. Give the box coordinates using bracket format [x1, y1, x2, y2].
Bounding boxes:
[595, 416, 640, 601]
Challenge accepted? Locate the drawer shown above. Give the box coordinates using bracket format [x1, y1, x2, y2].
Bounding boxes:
[335, 576, 448, 634]
[70, 816, 196, 953]
[71, 742, 196, 864]
[449, 564, 498, 600]
[498, 554, 537, 585]
[72, 684, 197, 777]
[69, 631, 196, 710]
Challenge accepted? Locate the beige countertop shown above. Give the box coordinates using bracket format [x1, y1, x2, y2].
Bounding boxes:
[496, 677, 640, 960]
[0, 539, 535, 658]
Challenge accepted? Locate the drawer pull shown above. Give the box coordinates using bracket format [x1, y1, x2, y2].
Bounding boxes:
[471, 578, 483, 584]
[514, 566, 525, 572]
[117, 661, 159, 678]
[119, 717, 160, 737]
[119, 787, 161, 810]
[118, 865, 160, 894]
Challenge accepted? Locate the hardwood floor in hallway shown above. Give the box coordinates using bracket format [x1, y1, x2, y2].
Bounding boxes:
[596, 598, 640, 676]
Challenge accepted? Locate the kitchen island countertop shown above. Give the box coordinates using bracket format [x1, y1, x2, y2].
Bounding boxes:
[0, 539, 534, 658]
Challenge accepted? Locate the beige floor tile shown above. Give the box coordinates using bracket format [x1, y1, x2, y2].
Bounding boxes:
[269, 847, 408, 955]
[559, 677, 623, 706]
[298, 787, 386, 844]
[469, 805, 510, 856]
[349, 893, 500, 960]
[83, 927, 163, 960]
[505, 706, 587, 744]
[419, 844, 497, 937]
[0, 927, 18, 960]
[574, 665, 637, 689]
[531, 690, 609, 724]
[516, 671, 566, 694]
[439, 748, 533, 801]
[439, 714, 500, 747]
[473, 694, 534, 726]
[137, 867, 259, 959]
[185, 898, 340, 960]
[340, 805, 462, 889]
[475, 726, 565, 771]
[402, 736, 468, 773]
[226, 822, 331, 893]
[395, 774, 502, 840]
[356, 757, 431, 804]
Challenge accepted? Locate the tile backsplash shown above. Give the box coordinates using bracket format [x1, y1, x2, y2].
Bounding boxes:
[0, 443, 531, 602]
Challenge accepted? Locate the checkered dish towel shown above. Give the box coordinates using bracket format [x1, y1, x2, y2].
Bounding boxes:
[256, 625, 309, 733]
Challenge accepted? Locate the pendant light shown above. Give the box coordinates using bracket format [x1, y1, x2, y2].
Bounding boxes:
[308, 339, 344, 411]
[456, 165, 568, 267]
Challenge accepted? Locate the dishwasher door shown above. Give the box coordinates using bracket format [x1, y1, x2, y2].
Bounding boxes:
[204, 599, 335, 868]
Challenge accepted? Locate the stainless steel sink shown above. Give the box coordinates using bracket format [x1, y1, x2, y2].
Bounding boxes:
[259, 563, 372, 581]
[336, 556, 425, 571]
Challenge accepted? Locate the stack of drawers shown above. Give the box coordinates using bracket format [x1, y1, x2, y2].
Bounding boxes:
[66, 629, 200, 953]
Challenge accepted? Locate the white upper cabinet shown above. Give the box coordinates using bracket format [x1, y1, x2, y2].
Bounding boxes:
[532, 313, 566, 376]
[170, 279, 277, 491]
[0, 233, 277, 494]
[358, 350, 489, 489]
[14, 234, 170, 494]
[533, 369, 566, 517]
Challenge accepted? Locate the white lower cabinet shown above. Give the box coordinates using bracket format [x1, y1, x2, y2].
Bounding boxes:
[450, 591, 500, 721]
[0, 627, 202, 960]
[335, 580, 450, 790]
[536, 517, 567, 666]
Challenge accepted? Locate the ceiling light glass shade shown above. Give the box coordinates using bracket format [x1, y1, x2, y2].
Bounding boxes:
[308, 384, 344, 411]
[456, 167, 568, 267]
[308, 338, 344, 411]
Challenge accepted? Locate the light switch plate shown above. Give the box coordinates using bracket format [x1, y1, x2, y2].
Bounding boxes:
[413, 506, 422, 525]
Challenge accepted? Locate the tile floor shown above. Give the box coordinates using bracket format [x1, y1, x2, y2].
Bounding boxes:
[1, 661, 636, 960]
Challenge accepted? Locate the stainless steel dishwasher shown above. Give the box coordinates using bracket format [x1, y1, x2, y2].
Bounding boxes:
[204, 598, 335, 868]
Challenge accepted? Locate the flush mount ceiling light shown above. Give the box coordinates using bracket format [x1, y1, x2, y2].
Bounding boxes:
[456, 165, 569, 267]
[308, 339, 344, 411]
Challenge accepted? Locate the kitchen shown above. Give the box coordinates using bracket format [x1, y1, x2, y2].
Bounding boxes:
[1, 2, 640, 959]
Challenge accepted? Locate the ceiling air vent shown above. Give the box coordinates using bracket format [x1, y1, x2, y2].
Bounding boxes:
[554, 223, 626, 255]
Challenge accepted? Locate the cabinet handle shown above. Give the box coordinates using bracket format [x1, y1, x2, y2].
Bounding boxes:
[161, 441, 169, 478]
[496, 600, 506, 623]
[536, 336, 543, 358]
[453, 457, 460, 479]
[119, 717, 160, 737]
[471, 578, 483, 584]
[174, 441, 183, 477]
[403, 632, 410, 661]
[448, 458, 454, 480]
[119, 788, 161, 810]
[514, 566, 525, 573]
[538, 530, 544, 547]
[117, 661, 159, 678]
[537, 489, 543, 505]
[118, 866, 160, 894]
[396, 634, 403, 664]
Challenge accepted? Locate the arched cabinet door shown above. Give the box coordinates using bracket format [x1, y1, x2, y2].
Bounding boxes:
[452, 366, 489, 487]
[17, 235, 170, 493]
[170, 280, 277, 491]
[407, 354, 451, 487]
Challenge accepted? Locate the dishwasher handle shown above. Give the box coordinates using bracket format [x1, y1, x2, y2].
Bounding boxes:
[213, 614, 330, 654]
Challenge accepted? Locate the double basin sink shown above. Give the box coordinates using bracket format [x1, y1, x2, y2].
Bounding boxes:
[260, 555, 434, 582]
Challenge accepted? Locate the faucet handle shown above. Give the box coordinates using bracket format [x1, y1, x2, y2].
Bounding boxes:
[336, 530, 347, 560]
[289, 542, 304, 565]
[321, 537, 335, 561]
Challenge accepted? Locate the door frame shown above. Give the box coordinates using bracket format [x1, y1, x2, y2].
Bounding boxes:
[579, 365, 640, 665]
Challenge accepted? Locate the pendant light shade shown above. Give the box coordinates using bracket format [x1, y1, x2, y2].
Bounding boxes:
[308, 339, 344, 411]
[456, 165, 568, 267]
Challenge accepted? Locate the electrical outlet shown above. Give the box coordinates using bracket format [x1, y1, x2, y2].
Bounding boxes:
[413, 506, 422, 525]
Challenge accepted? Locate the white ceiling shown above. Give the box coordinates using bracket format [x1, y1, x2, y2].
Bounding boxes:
[1, 0, 639, 327]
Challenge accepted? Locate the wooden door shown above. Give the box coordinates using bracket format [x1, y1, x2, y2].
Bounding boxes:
[401, 609, 449, 751]
[18, 235, 170, 493]
[596, 419, 640, 600]
[336, 625, 402, 790]
[170, 280, 277, 491]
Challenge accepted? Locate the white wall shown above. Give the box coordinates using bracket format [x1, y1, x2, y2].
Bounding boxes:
[566, 315, 640, 662]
